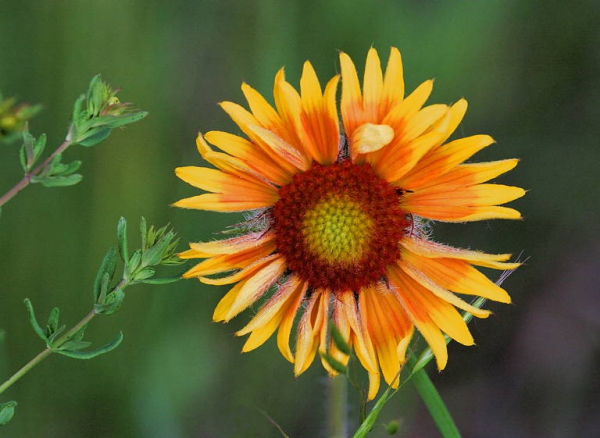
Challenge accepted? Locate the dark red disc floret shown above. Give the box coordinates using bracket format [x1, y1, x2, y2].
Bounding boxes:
[271, 161, 409, 293]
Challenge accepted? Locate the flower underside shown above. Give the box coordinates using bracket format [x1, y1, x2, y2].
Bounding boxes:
[273, 161, 408, 292]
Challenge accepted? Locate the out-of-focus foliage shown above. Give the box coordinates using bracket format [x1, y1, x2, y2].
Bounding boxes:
[0, 1, 598, 437]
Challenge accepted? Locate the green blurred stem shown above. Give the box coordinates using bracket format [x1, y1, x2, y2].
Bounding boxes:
[0, 348, 52, 395]
[329, 375, 348, 438]
[0, 278, 127, 396]
[0, 139, 71, 207]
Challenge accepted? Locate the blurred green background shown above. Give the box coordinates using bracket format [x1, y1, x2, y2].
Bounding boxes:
[1, 0, 598, 437]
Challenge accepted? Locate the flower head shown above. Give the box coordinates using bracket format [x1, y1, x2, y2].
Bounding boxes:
[175, 47, 524, 399]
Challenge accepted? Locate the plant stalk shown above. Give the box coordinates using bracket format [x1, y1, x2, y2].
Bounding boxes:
[0, 139, 71, 207]
[0, 349, 52, 396]
[329, 375, 348, 438]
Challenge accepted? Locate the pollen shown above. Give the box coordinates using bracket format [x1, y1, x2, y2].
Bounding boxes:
[272, 161, 409, 292]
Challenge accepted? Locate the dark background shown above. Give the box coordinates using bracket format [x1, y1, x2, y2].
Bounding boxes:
[1, 1, 598, 437]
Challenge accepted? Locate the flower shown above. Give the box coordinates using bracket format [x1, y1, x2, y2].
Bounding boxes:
[175, 47, 524, 399]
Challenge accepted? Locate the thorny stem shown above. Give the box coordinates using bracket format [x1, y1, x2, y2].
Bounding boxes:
[0, 278, 128, 396]
[0, 139, 71, 208]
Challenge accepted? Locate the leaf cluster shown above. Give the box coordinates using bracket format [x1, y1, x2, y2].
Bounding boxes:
[24, 299, 123, 360]
[68, 75, 148, 147]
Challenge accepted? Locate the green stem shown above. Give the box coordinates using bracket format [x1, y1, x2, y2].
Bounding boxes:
[0, 139, 71, 207]
[0, 278, 128, 396]
[329, 375, 348, 438]
[0, 349, 52, 395]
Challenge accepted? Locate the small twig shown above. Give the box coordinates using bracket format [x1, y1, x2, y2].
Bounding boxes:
[0, 139, 71, 207]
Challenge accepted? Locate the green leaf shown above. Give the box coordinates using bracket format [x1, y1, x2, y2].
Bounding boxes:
[35, 173, 83, 187]
[132, 267, 155, 282]
[88, 111, 148, 129]
[94, 289, 125, 315]
[141, 275, 182, 285]
[97, 272, 111, 304]
[46, 325, 66, 345]
[57, 331, 123, 360]
[70, 323, 88, 343]
[19, 127, 35, 172]
[45, 307, 60, 338]
[57, 159, 82, 176]
[86, 75, 104, 117]
[117, 217, 129, 263]
[330, 322, 352, 356]
[410, 366, 461, 438]
[140, 217, 147, 251]
[141, 234, 172, 266]
[0, 401, 17, 426]
[93, 247, 117, 303]
[58, 340, 92, 351]
[124, 250, 142, 280]
[319, 351, 347, 375]
[24, 299, 47, 342]
[77, 127, 111, 147]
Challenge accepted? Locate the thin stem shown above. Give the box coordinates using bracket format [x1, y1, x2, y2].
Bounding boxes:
[0, 278, 128, 396]
[0, 349, 52, 395]
[0, 139, 71, 207]
[329, 375, 348, 438]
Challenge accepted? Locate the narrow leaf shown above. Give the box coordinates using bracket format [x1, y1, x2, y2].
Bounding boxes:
[94, 289, 125, 315]
[330, 322, 352, 356]
[140, 217, 147, 250]
[77, 127, 111, 147]
[117, 217, 129, 263]
[56, 331, 123, 360]
[93, 248, 117, 303]
[319, 351, 347, 375]
[58, 340, 93, 351]
[410, 367, 462, 438]
[141, 275, 182, 285]
[24, 299, 47, 342]
[45, 307, 60, 337]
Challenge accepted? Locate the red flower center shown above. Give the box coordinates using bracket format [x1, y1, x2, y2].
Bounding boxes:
[272, 161, 409, 292]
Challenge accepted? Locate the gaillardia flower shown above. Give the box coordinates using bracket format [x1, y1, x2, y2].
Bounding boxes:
[175, 48, 524, 399]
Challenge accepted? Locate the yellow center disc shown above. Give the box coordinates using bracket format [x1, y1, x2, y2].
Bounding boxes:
[301, 194, 374, 264]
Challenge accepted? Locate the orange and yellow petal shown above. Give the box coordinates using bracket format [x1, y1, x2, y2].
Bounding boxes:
[360, 285, 413, 389]
[402, 183, 525, 222]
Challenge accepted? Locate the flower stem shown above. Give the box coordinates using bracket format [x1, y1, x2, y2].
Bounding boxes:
[0, 139, 71, 208]
[329, 375, 348, 438]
